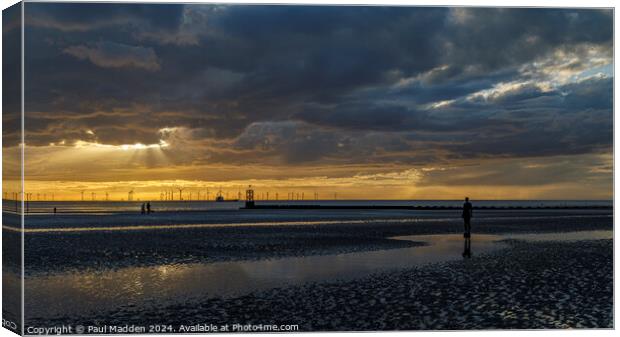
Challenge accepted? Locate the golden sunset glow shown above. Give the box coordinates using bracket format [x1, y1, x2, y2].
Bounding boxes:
[2, 141, 612, 201]
[2, 5, 612, 203]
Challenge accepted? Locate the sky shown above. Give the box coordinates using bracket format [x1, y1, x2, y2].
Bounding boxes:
[2, 4, 613, 200]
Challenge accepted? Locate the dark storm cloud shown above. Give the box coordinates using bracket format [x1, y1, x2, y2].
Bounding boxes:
[25, 2, 184, 31]
[439, 76, 613, 159]
[230, 121, 443, 165]
[63, 42, 161, 71]
[417, 154, 611, 187]
[389, 68, 518, 104]
[20, 4, 612, 166]
[295, 102, 522, 133]
[439, 8, 612, 76]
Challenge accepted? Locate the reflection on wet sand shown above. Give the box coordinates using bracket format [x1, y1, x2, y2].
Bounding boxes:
[26, 234, 505, 319]
[24, 230, 612, 321]
[463, 237, 472, 258]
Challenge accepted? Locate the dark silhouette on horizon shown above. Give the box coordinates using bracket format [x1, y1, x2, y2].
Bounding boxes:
[462, 197, 473, 238]
[146, 202, 151, 214]
[245, 186, 255, 208]
[141, 203, 145, 214]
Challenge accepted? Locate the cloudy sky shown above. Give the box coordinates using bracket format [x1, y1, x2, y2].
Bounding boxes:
[4, 3, 613, 200]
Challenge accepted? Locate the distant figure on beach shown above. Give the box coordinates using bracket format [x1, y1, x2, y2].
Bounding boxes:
[141, 203, 145, 214]
[462, 197, 473, 237]
[146, 202, 151, 214]
[53, 207, 56, 215]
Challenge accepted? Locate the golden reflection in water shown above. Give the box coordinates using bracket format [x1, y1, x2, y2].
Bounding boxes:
[25, 234, 506, 319]
[25, 231, 611, 320]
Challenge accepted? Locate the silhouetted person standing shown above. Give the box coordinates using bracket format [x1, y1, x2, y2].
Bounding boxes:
[141, 203, 145, 214]
[462, 197, 473, 238]
[146, 202, 151, 214]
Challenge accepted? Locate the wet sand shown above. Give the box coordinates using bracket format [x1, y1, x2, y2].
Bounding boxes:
[27, 239, 612, 330]
[11, 209, 612, 274]
[6, 209, 613, 330]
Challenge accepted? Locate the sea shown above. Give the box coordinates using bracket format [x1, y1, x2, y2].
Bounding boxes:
[2, 199, 613, 214]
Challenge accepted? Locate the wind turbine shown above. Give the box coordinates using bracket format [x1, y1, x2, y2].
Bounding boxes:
[176, 186, 185, 201]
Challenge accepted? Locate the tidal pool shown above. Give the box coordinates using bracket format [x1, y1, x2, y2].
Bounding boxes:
[24, 230, 611, 320]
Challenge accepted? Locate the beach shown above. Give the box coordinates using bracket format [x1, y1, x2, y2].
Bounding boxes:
[3, 205, 613, 330]
[3, 2, 614, 333]
[43, 239, 610, 330]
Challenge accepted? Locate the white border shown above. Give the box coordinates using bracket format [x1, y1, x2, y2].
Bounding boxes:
[0, 2, 616, 337]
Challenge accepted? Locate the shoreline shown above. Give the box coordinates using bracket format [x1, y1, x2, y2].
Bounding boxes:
[4, 204, 613, 215]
